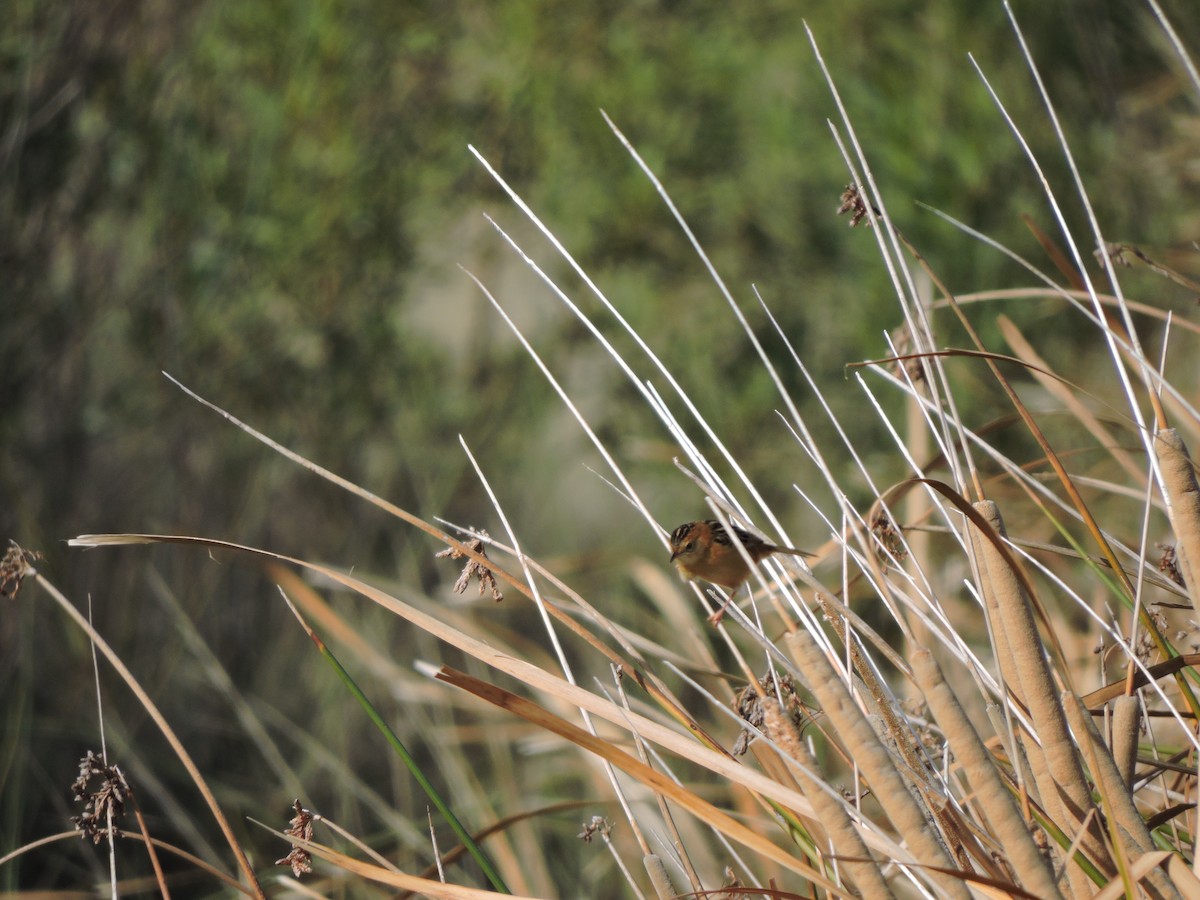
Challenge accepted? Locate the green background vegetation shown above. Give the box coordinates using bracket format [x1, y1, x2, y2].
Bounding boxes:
[3, 0, 1198, 893]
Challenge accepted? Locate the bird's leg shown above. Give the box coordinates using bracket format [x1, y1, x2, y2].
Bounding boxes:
[707, 586, 740, 626]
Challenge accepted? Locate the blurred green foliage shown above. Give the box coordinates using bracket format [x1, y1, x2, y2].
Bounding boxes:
[2, 0, 1198, 892]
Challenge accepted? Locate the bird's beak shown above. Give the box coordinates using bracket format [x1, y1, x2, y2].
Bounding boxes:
[669, 549, 680, 562]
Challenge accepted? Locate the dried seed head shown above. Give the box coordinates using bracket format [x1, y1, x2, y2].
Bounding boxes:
[1094, 242, 1131, 270]
[732, 672, 813, 756]
[70, 751, 130, 845]
[1, 541, 42, 599]
[888, 323, 927, 387]
[837, 183, 875, 228]
[437, 536, 503, 602]
[871, 509, 908, 564]
[275, 799, 314, 878]
[577, 815, 612, 844]
[1158, 543, 1185, 588]
[711, 867, 743, 900]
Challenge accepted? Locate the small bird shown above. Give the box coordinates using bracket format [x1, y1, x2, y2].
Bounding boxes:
[668, 520, 812, 624]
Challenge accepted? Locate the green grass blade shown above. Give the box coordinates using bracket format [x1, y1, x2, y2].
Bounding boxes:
[282, 593, 510, 894]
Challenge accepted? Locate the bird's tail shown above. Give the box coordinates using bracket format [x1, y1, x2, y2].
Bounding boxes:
[771, 546, 815, 559]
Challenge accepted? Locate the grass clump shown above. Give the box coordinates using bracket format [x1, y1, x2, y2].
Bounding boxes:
[7, 8, 1200, 899]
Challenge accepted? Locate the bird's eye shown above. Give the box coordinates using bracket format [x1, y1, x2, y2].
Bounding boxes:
[684, 541, 695, 552]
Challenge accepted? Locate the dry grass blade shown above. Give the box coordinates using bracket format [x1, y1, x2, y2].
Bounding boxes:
[893, 216, 1141, 606]
[1020, 213, 1084, 289]
[29, 570, 265, 898]
[157, 373, 529, 602]
[252, 821, 540, 898]
[275, 592, 509, 893]
[137, 377, 729, 750]
[997, 315, 1145, 487]
[433, 665, 853, 894]
[71, 532, 914, 859]
[948, 289, 1200, 338]
[1097, 242, 1200, 294]
[0, 830, 257, 895]
[1090, 851, 1200, 900]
